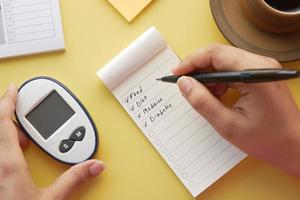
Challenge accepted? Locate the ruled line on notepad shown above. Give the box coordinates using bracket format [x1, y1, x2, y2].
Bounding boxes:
[174, 142, 231, 184]
[120, 57, 171, 100]
[13, 8, 50, 15]
[193, 151, 241, 188]
[154, 109, 195, 138]
[151, 105, 192, 138]
[183, 139, 226, 173]
[12, 1, 50, 9]
[174, 129, 216, 162]
[14, 22, 52, 29]
[13, 15, 51, 22]
[6, 35, 54, 44]
[15, 29, 53, 36]
[188, 144, 231, 178]
[155, 119, 204, 159]
[168, 123, 208, 153]
[11, 0, 50, 6]
[149, 109, 198, 150]
[161, 116, 200, 146]
[171, 135, 223, 171]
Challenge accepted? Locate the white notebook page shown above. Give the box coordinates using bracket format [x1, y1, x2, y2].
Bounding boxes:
[97, 27, 246, 197]
[0, 0, 64, 58]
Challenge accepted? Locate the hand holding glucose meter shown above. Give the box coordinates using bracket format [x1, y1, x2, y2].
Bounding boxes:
[16, 77, 98, 164]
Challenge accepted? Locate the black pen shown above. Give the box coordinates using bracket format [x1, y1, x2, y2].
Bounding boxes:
[156, 69, 300, 84]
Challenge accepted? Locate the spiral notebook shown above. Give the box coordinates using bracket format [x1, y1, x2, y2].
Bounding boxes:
[0, 0, 65, 59]
[97, 27, 246, 197]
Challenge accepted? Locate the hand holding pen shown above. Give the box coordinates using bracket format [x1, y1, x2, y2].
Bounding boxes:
[170, 44, 300, 177]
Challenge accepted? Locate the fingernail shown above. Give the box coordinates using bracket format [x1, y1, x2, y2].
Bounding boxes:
[89, 161, 105, 177]
[178, 77, 193, 96]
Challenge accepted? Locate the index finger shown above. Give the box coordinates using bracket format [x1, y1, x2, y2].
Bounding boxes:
[172, 43, 281, 75]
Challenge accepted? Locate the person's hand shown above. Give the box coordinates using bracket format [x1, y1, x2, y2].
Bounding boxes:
[0, 84, 105, 200]
[173, 44, 300, 177]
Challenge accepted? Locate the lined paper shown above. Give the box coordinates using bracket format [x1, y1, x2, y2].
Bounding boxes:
[98, 27, 246, 197]
[0, 0, 64, 58]
[0, 5, 5, 44]
[4, 0, 55, 43]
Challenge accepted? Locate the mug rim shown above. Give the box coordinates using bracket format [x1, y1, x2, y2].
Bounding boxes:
[262, 0, 300, 15]
[241, 0, 300, 33]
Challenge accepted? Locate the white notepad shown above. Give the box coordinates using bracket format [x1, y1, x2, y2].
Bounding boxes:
[0, 0, 65, 58]
[97, 27, 246, 197]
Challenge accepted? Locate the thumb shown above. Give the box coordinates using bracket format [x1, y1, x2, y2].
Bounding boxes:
[0, 83, 18, 119]
[177, 76, 237, 133]
[47, 160, 105, 200]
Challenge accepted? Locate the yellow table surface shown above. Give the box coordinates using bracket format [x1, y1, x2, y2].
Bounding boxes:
[1, 0, 300, 199]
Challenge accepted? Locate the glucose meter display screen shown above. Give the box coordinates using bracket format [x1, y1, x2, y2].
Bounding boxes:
[26, 91, 75, 140]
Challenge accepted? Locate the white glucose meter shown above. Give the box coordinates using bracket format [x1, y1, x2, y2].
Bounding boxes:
[16, 77, 98, 165]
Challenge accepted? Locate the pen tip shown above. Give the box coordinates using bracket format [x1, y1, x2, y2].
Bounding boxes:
[156, 78, 162, 81]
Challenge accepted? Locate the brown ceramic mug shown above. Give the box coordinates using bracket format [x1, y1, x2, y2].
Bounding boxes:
[240, 0, 300, 33]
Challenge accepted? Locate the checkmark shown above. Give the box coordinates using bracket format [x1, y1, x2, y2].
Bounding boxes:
[125, 97, 129, 104]
[130, 105, 134, 111]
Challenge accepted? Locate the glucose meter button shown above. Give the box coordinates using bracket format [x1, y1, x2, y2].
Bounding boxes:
[70, 127, 86, 141]
[59, 140, 75, 153]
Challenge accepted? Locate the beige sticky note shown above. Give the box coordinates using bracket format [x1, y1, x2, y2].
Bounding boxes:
[108, 0, 152, 22]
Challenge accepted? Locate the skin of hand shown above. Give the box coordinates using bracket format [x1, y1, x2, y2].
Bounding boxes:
[0, 84, 105, 200]
[173, 44, 300, 177]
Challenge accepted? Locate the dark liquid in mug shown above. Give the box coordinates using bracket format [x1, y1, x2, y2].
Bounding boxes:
[264, 0, 300, 12]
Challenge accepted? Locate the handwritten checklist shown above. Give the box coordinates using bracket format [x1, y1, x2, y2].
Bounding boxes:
[98, 27, 246, 197]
